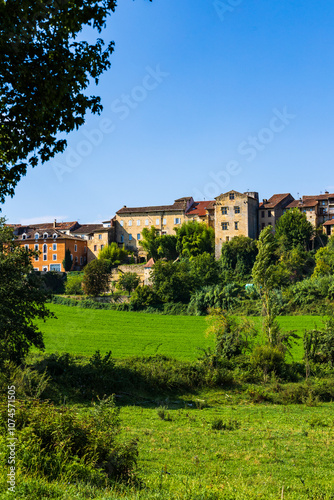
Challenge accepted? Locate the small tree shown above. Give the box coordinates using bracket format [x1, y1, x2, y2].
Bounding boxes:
[62, 248, 72, 272]
[98, 242, 128, 267]
[221, 235, 258, 280]
[175, 221, 215, 258]
[275, 208, 314, 251]
[82, 259, 110, 296]
[118, 272, 140, 296]
[141, 227, 160, 260]
[0, 218, 52, 366]
[151, 260, 194, 303]
[65, 273, 84, 295]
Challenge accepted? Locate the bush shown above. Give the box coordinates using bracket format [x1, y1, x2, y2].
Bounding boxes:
[188, 283, 242, 316]
[250, 345, 285, 377]
[82, 259, 110, 296]
[65, 272, 84, 295]
[41, 271, 66, 294]
[130, 285, 161, 310]
[0, 396, 138, 486]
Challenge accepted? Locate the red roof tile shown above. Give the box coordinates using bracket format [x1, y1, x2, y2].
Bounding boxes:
[261, 193, 293, 209]
[186, 201, 214, 217]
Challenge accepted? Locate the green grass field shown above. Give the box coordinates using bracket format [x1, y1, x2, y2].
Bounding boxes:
[35, 304, 326, 362]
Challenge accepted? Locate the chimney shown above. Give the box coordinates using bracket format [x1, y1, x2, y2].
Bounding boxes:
[53, 219, 56, 228]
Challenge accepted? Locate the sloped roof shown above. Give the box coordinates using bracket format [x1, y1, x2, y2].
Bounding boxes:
[261, 193, 293, 209]
[144, 258, 155, 268]
[16, 227, 85, 241]
[116, 201, 186, 215]
[72, 224, 105, 235]
[186, 201, 215, 217]
[303, 193, 334, 201]
[323, 219, 334, 226]
[286, 199, 319, 209]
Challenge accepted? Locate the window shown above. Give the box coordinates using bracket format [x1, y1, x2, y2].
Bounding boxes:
[43, 254, 47, 261]
[43, 233, 48, 239]
[226, 236, 230, 242]
[53, 234, 57, 239]
[42, 266, 48, 272]
[137, 233, 141, 240]
[156, 219, 160, 225]
[129, 234, 132, 241]
[161, 230, 167, 235]
[162, 218, 167, 225]
[35, 256, 39, 262]
[34, 268, 39, 271]
[268, 211, 272, 218]
[70, 254, 73, 261]
[128, 220, 132, 226]
[137, 219, 141, 226]
[50, 264, 61, 272]
[229, 193, 235, 200]
[94, 245, 97, 251]
[43, 244, 47, 253]
[120, 235, 124, 243]
[261, 211, 265, 218]
[34, 233, 39, 240]
[52, 243, 57, 251]
[174, 218, 181, 224]
[22, 234, 26, 240]
[80, 257, 83, 265]
[261, 223, 265, 230]
[100, 244, 104, 250]
[145, 219, 149, 225]
[24, 244, 29, 250]
[234, 221, 239, 230]
[34, 244, 39, 251]
[74, 244, 77, 252]
[98, 234, 102, 240]
[120, 220, 124, 227]
[221, 207, 228, 215]
[75, 256, 78, 263]
[234, 206, 240, 214]
[53, 254, 57, 261]
[222, 223, 228, 230]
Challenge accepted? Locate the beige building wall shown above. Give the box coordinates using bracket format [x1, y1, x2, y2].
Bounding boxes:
[214, 190, 259, 259]
[87, 229, 112, 263]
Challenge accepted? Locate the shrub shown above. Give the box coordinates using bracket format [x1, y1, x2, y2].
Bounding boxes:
[65, 272, 84, 295]
[188, 283, 242, 316]
[130, 285, 161, 310]
[250, 345, 285, 376]
[0, 396, 138, 486]
[211, 418, 240, 431]
[82, 259, 110, 296]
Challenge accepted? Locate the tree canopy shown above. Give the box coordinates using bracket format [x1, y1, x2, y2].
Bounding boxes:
[0, 218, 52, 366]
[175, 221, 215, 258]
[220, 235, 258, 279]
[0, 0, 122, 203]
[275, 208, 314, 251]
[98, 242, 128, 267]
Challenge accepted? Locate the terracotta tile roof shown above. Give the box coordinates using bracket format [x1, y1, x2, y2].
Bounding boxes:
[261, 193, 293, 209]
[186, 201, 215, 217]
[144, 258, 155, 268]
[303, 193, 334, 201]
[116, 202, 186, 215]
[323, 219, 334, 226]
[286, 199, 319, 209]
[28, 221, 79, 230]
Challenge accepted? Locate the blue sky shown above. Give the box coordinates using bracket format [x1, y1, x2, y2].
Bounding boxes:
[3, 0, 334, 224]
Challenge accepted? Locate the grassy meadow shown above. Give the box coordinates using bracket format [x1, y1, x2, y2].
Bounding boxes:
[35, 304, 326, 362]
[2, 398, 334, 500]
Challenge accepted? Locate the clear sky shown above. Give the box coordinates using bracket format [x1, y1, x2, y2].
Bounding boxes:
[3, 0, 334, 224]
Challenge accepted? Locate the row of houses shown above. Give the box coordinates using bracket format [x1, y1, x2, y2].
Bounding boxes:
[12, 190, 334, 271]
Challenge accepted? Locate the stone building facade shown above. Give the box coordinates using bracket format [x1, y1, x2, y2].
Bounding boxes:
[259, 193, 294, 232]
[214, 190, 259, 258]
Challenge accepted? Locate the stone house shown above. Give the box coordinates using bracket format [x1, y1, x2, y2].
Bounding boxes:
[259, 193, 294, 232]
[214, 190, 259, 259]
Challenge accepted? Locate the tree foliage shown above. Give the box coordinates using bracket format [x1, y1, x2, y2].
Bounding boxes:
[0, 0, 118, 202]
[151, 260, 194, 303]
[117, 272, 140, 296]
[275, 208, 314, 251]
[82, 259, 110, 296]
[175, 221, 214, 258]
[98, 242, 128, 267]
[0, 218, 52, 366]
[312, 237, 334, 277]
[221, 235, 258, 279]
[141, 227, 178, 261]
[62, 248, 72, 272]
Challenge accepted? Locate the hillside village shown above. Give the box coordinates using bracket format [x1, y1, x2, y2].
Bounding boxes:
[12, 189, 334, 272]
